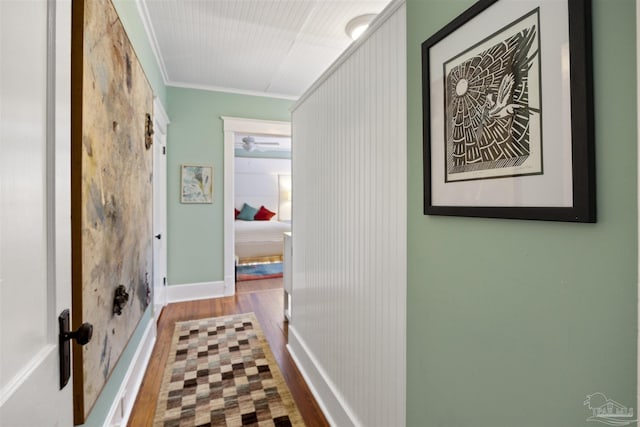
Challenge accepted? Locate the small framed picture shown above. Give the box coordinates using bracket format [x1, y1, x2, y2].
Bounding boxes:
[181, 164, 213, 203]
[422, 0, 595, 222]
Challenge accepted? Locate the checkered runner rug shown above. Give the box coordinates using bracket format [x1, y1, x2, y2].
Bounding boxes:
[153, 313, 304, 427]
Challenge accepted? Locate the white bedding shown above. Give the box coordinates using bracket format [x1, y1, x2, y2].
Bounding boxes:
[235, 220, 291, 260]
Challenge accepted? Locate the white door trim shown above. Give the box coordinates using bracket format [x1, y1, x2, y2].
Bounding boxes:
[154, 96, 170, 135]
[220, 117, 291, 295]
[153, 97, 169, 322]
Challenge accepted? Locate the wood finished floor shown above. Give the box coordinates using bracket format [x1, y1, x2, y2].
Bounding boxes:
[127, 277, 328, 427]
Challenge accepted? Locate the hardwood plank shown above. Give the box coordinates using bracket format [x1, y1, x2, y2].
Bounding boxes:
[127, 279, 328, 427]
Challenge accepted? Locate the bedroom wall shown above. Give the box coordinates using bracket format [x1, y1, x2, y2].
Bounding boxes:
[406, 1, 637, 426]
[235, 157, 291, 218]
[235, 150, 291, 159]
[166, 87, 292, 286]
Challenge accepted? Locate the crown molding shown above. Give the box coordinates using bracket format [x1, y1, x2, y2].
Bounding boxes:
[168, 81, 299, 101]
[135, 0, 170, 84]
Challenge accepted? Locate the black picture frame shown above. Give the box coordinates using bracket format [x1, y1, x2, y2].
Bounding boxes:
[422, 0, 595, 222]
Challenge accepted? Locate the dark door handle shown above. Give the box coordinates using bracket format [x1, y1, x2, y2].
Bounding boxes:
[59, 309, 93, 389]
[155, 234, 162, 240]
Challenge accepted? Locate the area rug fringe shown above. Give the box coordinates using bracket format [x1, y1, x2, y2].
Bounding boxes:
[153, 312, 304, 426]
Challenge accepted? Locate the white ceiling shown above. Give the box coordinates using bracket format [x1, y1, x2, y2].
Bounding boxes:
[139, 0, 393, 99]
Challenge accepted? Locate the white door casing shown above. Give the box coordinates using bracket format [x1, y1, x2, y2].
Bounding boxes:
[153, 97, 169, 323]
[221, 117, 291, 296]
[0, 0, 73, 425]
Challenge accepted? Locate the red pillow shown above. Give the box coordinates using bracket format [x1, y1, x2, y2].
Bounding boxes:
[254, 205, 276, 221]
[235, 208, 240, 219]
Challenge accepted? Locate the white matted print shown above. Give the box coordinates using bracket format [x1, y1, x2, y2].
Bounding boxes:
[422, 0, 595, 222]
[181, 164, 213, 203]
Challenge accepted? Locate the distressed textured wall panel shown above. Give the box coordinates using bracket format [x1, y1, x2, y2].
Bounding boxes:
[71, 0, 153, 422]
[290, 2, 406, 425]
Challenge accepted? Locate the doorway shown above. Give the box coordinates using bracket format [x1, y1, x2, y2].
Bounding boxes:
[221, 117, 291, 296]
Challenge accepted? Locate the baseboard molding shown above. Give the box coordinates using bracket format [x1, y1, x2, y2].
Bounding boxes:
[104, 319, 156, 427]
[166, 280, 226, 303]
[287, 326, 359, 427]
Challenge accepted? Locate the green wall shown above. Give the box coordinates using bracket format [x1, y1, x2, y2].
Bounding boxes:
[406, 1, 637, 426]
[79, 309, 151, 427]
[112, 0, 167, 107]
[166, 87, 292, 285]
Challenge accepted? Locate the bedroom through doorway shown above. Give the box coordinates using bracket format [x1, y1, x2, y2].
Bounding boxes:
[234, 134, 291, 285]
[221, 117, 292, 295]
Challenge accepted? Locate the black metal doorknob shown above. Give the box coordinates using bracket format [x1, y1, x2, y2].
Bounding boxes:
[155, 234, 162, 240]
[63, 322, 93, 346]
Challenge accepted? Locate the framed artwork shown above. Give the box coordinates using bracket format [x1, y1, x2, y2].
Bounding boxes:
[422, 0, 595, 222]
[71, 0, 154, 423]
[181, 164, 214, 203]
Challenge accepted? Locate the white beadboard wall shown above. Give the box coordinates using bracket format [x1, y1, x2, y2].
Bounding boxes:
[289, 2, 406, 426]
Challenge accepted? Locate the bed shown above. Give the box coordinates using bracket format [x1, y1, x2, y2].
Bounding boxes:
[234, 160, 291, 263]
[235, 219, 291, 263]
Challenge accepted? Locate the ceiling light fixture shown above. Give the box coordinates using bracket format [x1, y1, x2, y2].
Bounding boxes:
[345, 14, 376, 41]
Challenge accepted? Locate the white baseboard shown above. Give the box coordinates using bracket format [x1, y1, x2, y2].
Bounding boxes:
[287, 326, 359, 427]
[105, 319, 157, 427]
[166, 280, 226, 303]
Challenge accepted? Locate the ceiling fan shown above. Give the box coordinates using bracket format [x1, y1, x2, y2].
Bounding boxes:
[239, 136, 280, 152]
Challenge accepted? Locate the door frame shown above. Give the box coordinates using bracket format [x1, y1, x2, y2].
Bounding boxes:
[221, 117, 291, 295]
[153, 97, 169, 322]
